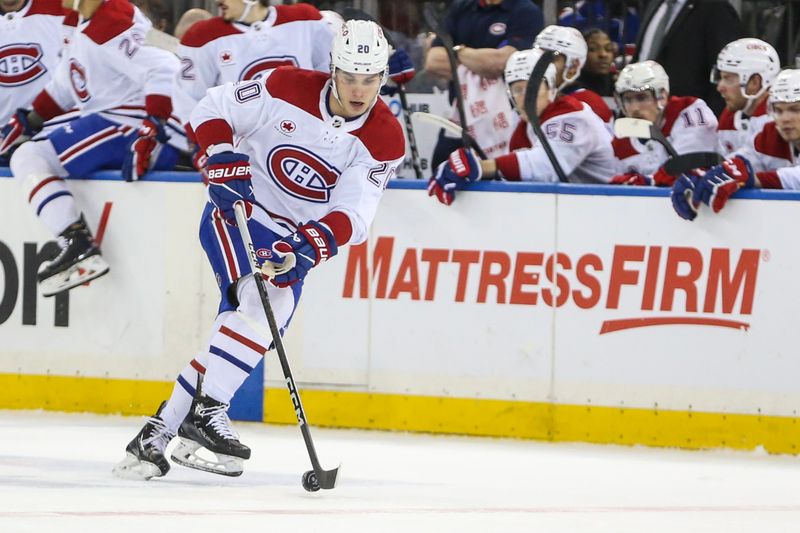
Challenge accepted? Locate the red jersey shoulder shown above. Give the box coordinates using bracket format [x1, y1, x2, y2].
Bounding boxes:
[753, 98, 768, 117]
[63, 9, 79, 27]
[274, 3, 322, 25]
[265, 67, 327, 119]
[662, 95, 699, 135]
[540, 95, 583, 123]
[83, 0, 134, 45]
[571, 89, 613, 122]
[717, 108, 735, 131]
[25, 0, 63, 17]
[509, 121, 532, 151]
[754, 122, 791, 161]
[612, 137, 639, 159]
[180, 17, 243, 48]
[352, 100, 405, 162]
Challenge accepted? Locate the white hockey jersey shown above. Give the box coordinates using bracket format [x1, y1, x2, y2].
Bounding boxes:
[612, 96, 719, 176]
[190, 68, 405, 245]
[717, 98, 771, 156]
[495, 95, 615, 183]
[175, 4, 333, 129]
[33, 0, 184, 146]
[734, 122, 800, 190]
[0, 0, 75, 124]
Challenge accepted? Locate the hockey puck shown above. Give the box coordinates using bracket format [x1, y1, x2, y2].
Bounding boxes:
[302, 470, 320, 492]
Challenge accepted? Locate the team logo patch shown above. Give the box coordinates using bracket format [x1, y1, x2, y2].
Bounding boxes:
[255, 248, 272, 259]
[239, 56, 298, 81]
[489, 23, 507, 36]
[69, 59, 90, 102]
[220, 50, 233, 64]
[0, 43, 47, 87]
[279, 120, 296, 134]
[267, 144, 341, 203]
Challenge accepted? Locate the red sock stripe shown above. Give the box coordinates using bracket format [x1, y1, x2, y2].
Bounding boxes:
[220, 325, 267, 354]
[28, 176, 63, 203]
[213, 216, 240, 281]
[190, 359, 206, 374]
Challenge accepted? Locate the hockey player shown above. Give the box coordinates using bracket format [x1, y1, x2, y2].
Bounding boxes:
[114, 20, 405, 480]
[0, 0, 182, 297]
[534, 25, 613, 126]
[713, 38, 779, 155]
[428, 48, 615, 205]
[0, 0, 75, 163]
[672, 69, 800, 221]
[610, 60, 718, 186]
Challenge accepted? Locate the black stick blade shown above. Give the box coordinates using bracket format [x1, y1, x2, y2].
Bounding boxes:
[663, 152, 724, 176]
[316, 464, 340, 490]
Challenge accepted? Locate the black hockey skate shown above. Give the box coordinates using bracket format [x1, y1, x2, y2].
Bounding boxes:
[38, 215, 109, 297]
[112, 401, 176, 481]
[171, 394, 251, 477]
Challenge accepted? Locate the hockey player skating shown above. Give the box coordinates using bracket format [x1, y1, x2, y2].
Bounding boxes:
[114, 20, 405, 481]
[1, 0, 183, 296]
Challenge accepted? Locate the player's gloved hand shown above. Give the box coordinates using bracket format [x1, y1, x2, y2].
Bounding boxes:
[427, 148, 482, 206]
[0, 109, 35, 156]
[381, 48, 416, 96]
[692, 156, 754, 213]
[122, 116, 171, 182]
[610, 172, 652, 186]
[193, 147, 209, 183]
[652, 166, 678, 187]
[206, 152, 254, 222]
[671, 173, 701, 221]
[261, 221, 338, 287]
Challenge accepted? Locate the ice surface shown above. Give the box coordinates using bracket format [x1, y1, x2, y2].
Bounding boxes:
[1, 410, 800, 532]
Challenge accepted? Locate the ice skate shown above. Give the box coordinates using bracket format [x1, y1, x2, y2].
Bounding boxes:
[113, 402, 175, 480]
[38, 215, 109, 297]
[171, 394, 250, 477]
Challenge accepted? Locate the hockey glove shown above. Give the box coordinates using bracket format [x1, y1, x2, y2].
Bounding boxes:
[610, 172, 653, 186]
[121, 116, 171, 182]
[692, 156, 754, 213]
[671, 173, 701, 221]
[261, 221, 338, 287]
[428, 148, 482, 206]
[0, 109, 35, 156]
[381, 49, 416, 96]
[206, 152, 254, 222]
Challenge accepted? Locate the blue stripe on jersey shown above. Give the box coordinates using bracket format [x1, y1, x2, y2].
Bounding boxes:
[177, 374, 196, 396]
[209, 345, 254, 373]
[36, 190, 72, 215]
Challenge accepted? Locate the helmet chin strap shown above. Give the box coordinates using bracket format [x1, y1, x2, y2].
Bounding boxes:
[237, 0, 257, 22]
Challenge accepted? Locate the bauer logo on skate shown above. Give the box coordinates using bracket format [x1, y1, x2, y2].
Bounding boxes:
[267, 144, 340, 203]
[342, 237, 764, 334]
[69, 59, 90, 102]
[0, 43, 47, 87]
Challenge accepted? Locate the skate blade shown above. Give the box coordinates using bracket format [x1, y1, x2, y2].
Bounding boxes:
[112, 452, 164, 481]
[40, 255, 110, 297]
[171, 438, 244, 477]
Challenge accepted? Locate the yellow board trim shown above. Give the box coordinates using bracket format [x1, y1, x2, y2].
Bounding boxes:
[1, 373, 798, 454]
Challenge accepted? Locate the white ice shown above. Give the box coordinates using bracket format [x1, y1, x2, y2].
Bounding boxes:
[1, 410, 800, 533]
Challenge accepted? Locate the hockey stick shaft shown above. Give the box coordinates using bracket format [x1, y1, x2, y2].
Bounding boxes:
[523, 50, 568, 183]
[411, 111, 485, 156]
[233, 202, 338, 490]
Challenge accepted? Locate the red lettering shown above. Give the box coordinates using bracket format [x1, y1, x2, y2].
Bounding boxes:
[341, 236, 394, 299]
[606, 245, 645, 309]
[641, 246, 662, 311]
[703, 248, 760, 314]
[660, 247, 703, 311]
[509, 252, 542, 305]
[420, 249, 449, 301]
[572, 254, 602, 309]
[542, 253, 571, 307]
[477, 251, 510, 304]
[388, 248, 420, 300]
[452, 250, 481, 303]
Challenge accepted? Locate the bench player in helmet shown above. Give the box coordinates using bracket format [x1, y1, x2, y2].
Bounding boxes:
[610, 60, 718, 186]
[713, 38, 779, 156]
[428, 47, 614, 204]
[1, 0, 183, 297]
[672, 69, 800, 220]
[114, 20, 405, 480]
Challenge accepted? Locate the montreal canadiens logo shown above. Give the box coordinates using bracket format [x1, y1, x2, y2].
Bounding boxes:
[255, 248, 272, 259]
[267, 144, 341, 203]
[0, 43, 46, 87]
[239, 56, 298, 81]
[69, 59, 90, 102]
[489, 23, 507, 36]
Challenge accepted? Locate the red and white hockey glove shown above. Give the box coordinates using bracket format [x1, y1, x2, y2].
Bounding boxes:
[610, 172, 653, 186]
[121, 116, 170, 181]
[428, 148, 482, 206]
[261, 221, 338, 287]
[0, 109, 36, 156]
[692, 156, 755, 213]
[206, 152, 254, 223]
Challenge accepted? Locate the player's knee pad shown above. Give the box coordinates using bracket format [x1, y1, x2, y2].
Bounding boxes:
[10, 141, 65, 194]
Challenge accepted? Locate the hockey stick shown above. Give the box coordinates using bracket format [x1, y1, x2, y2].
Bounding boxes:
[410, 111, 484, 154]
[614, 118, 723, 175]
[422, 3, 487, 159]
[233, 202, 339, 492]
[523, 50, 568, 183]
[341, 8, 425, 179]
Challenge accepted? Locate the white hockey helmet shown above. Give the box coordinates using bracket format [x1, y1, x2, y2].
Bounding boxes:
[768, 69, 800, 117]
[534, 25, 587, 88]
[331, 19, 389, 79]
[504, 49, 557, 98]
[615, 60, 670, 110]
[712, 38, 780, 102]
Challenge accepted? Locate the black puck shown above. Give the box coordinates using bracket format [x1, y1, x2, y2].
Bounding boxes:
[302, 470, 320, 492]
